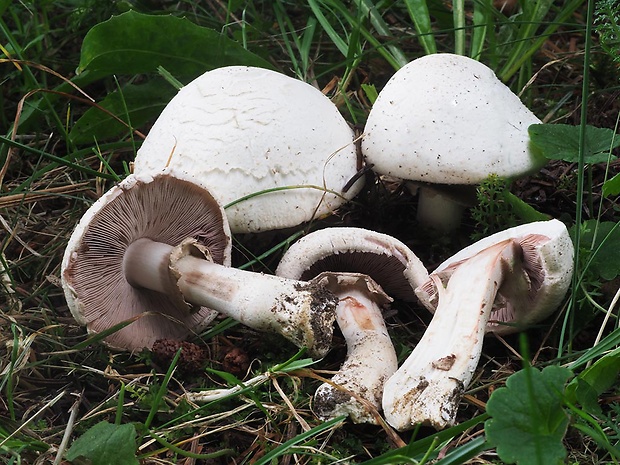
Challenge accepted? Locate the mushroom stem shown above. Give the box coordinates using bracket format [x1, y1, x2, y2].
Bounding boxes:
[382, 239, 521, 430]
[415, 187, 465, 232]
[124, 238, 337, 357]
[312, 273, 397, 424]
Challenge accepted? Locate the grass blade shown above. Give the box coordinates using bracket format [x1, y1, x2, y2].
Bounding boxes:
[403, 0, 437, 54]
[252, 415, 345, 465]
[470, 0, 493, 59]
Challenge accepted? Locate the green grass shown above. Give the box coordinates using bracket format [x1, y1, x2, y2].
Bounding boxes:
[1, 0, 620, 463]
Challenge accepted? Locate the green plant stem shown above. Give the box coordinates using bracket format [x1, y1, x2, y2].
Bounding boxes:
[143, 432, 234, 460]
[116, 382, 126, 425]
[561, 0, 594, 359]
[453, 0, 465, 55]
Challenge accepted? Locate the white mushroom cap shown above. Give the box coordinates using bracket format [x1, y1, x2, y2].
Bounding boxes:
[134, 66, 363, 233]
[416, 219, 574, 334]
[275, 227, 428, 300]
[62, 171, 232, 351]
[362, 53, 545, 185]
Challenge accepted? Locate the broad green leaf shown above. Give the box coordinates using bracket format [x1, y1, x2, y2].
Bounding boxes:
[78, 10, 273, 78]
[529, 123, 620, 163]
[485, 365, 572, 465]
[565, 346, 620, 415]
[573, 219, 620, 280]
[565, 377, 603, 416]
[69, 80, 176, 145]
[66, 421, 138, 465]
[603, 170, 620, 196]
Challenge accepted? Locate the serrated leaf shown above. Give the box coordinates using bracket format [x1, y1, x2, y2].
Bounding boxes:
[66, 421, 138, 465]
[529, 123, 620, 163]
[485, 365, 572, 465]
[70, 80, 176, 145]
[572, 219, 620, 280]
[78, 10, 273, 77]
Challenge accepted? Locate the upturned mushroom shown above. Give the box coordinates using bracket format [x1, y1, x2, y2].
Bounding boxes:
[362, 53, 546, 231]
[62, 171, 337, 355]
[134, 66, 363, 234]
[382, 219, 574, 430]
[276, 227, 429, 423]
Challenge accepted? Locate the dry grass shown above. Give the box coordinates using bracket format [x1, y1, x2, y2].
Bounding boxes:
[2, 0, 620, 463]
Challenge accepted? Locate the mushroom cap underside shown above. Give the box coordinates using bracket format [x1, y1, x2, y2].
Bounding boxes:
[415, 219, 574, 334]
[134, 66, 363, 233]
[276, 227, 428, 301]
[61, 172, 232, 351]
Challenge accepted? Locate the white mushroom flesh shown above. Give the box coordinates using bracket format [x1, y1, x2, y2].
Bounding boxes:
[383, 219, 574, 430]
[416, 219, 574, 334]
[123, 238, 337, 357]
[382, 240, 519, 430]
[312, 273, 397, 424]
[62, 172, 231, 350]
[276, 227, 429, 301]
[62, 172, 337, 355]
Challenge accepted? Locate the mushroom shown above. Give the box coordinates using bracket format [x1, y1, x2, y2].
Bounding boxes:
[381, 219, 574, 430]
[62, 171, 337, 355]
[361, 53, 546, 231]
[275, 227, 428, 302]
[134, 66, 363, 234]
[311, 272, 395, 424]
[276, 227, 429, 423]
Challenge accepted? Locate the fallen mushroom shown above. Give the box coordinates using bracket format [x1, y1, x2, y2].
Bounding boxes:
[62, 171, 337, 355]
[276, 227, 428, 301]
[276, 227, 429, 423]
[311, 272, 396, 424]
[382, 219, 574, 430]
[313, 272, 398, 424]
[362, 53, 545, 231]
[134, 66, 363, 234]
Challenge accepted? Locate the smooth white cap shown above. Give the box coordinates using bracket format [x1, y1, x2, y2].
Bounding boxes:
[135, 66, 363, 233]
[362, 53, 545, 184]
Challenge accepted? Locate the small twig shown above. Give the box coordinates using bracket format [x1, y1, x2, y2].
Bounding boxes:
[272, 376, 311, 432]
[0, 214, 42, 257]
[53, 391, 83, 465]
[0, 182, 91, 209]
